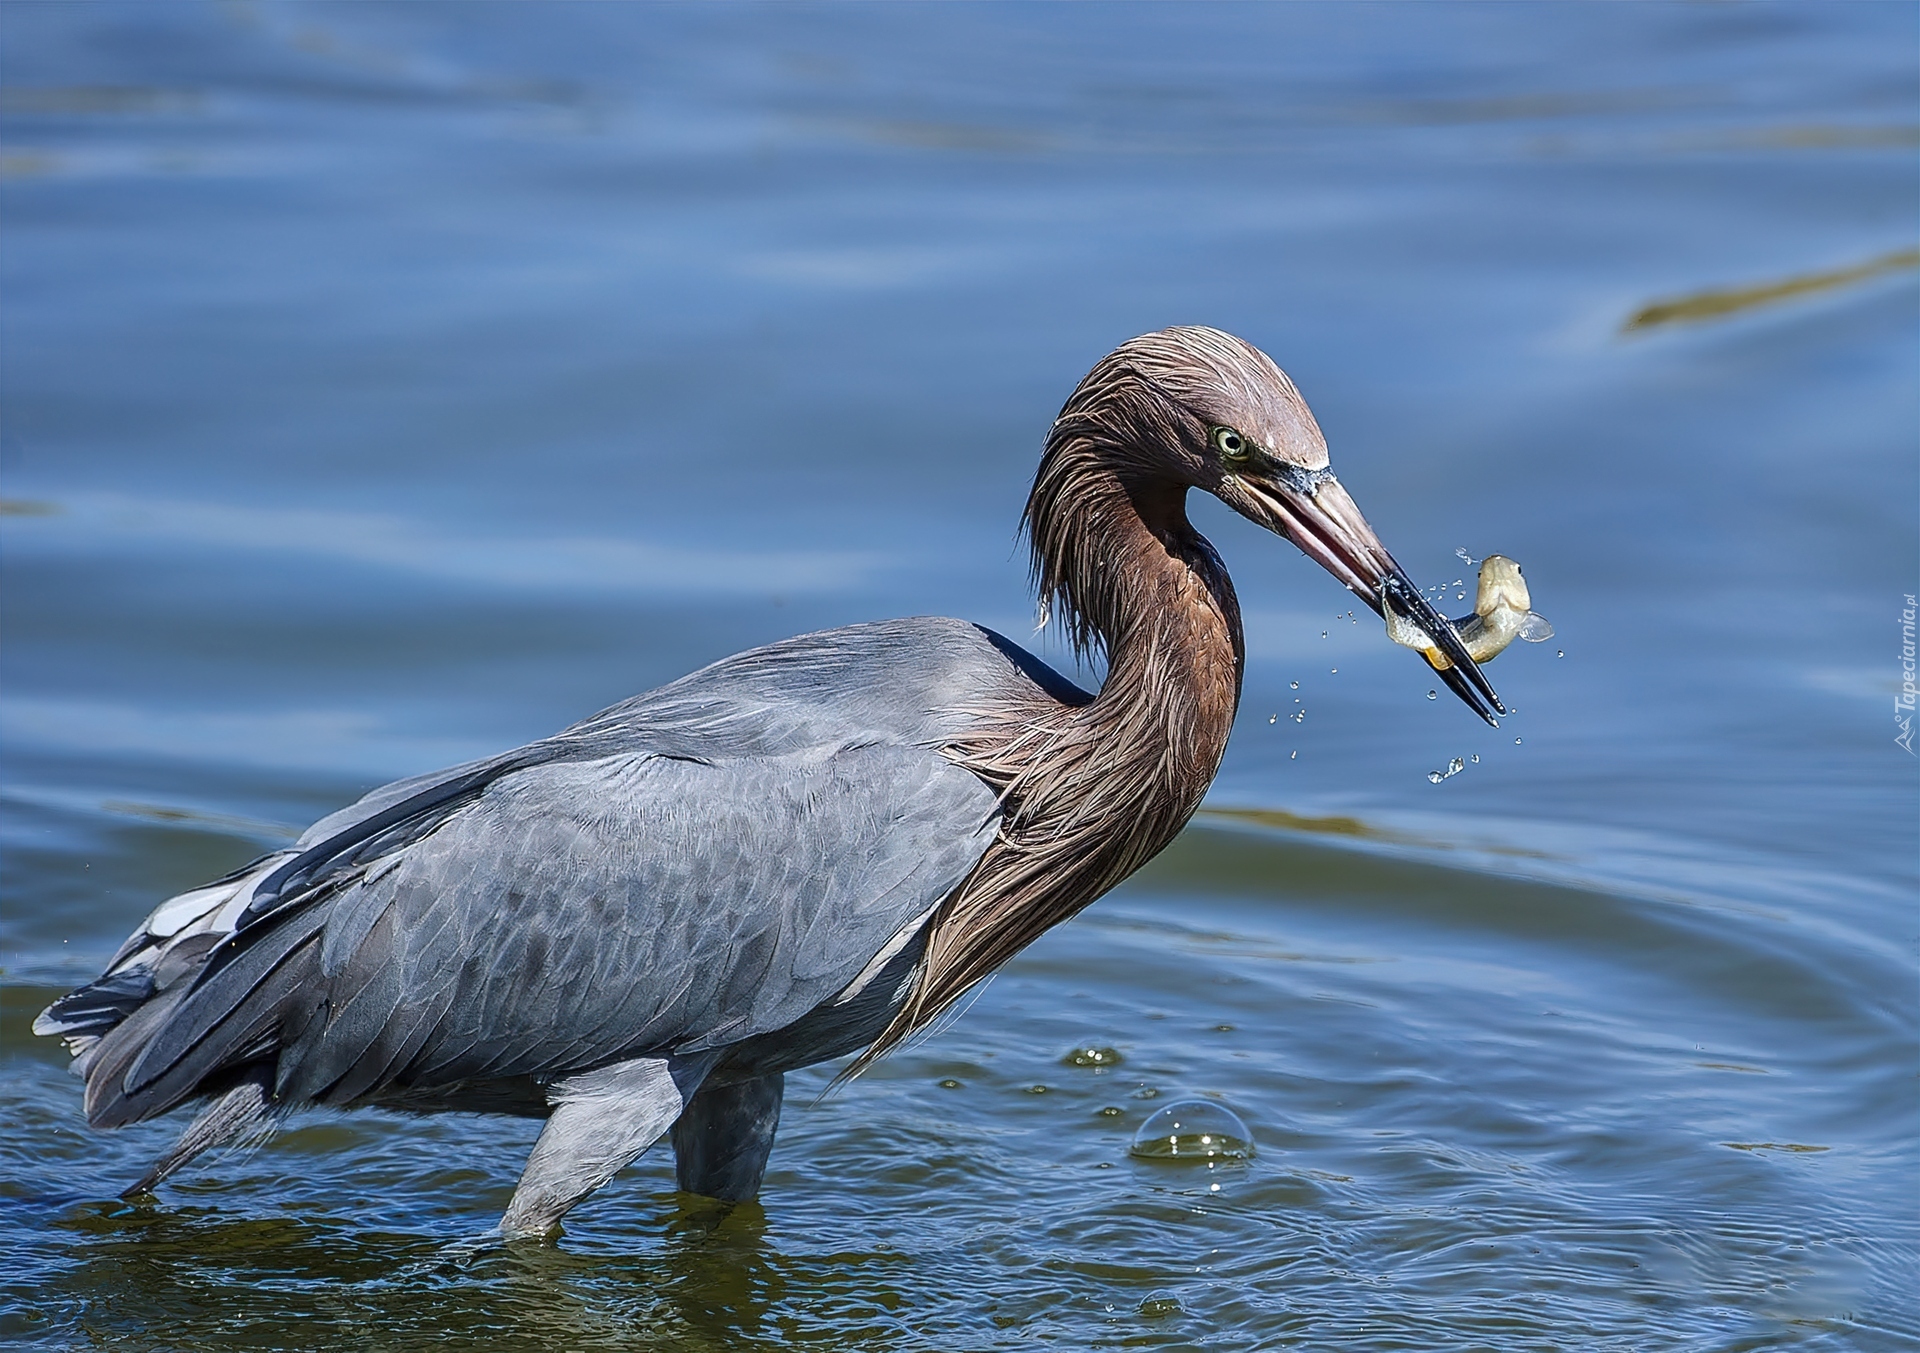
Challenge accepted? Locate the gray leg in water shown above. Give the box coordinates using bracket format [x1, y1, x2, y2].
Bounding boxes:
[500, 1055, 711, 1240]
[124, 1067, 275, 1196]
[671, 1072, 783, 1202]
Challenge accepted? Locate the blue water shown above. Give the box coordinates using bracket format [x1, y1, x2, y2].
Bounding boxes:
[2, 4, 1915, 1348]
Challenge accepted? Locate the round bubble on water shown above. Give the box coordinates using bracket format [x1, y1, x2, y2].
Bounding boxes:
[1128, 1100, 1255, 1162]
[1063, 1044, 1123, 1068]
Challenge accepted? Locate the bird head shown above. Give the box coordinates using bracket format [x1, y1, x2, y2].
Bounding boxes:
[1054, 326, 1505, 724]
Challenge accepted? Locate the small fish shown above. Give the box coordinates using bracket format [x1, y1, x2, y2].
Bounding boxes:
[1384, 554, 1553, 668]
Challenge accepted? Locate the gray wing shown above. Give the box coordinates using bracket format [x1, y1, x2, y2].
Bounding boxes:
[64, 617, 1065, 1128]
[114, 732, 998, 1122]
[286, 739, 999, 1099]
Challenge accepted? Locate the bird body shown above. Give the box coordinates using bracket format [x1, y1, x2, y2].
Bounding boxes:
[38, 327, 1503, 1238]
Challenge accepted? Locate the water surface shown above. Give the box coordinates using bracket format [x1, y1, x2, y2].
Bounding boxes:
[2, 4, 1915, 1349]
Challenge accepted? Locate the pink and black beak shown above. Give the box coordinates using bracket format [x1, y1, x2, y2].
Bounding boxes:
[1235, 464, 1506, 726]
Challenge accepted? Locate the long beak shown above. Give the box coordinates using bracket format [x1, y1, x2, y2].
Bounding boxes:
[1239, 472, 1506, 726]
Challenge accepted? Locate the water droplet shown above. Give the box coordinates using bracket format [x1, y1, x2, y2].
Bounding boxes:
[1448, 757, 1464, 775]
[1470, 754, 1480, 763]
[1024, 1084, 1049, 1095]
[1289, 681, 1299, 689]
[1289, 750, 1297, 760]
[1063, 1045, 1123, 1068]
[1427, 770, 1445, 784]
[1213, 1023, 1235, 1033]
[1321, 630, 1328, 639]
[1330, 668, 1337, 674]
[1268, 714, 1276, 724]
[1456, 547, 1477, 566]
[1098, 1105, 1124, 1118]
[1128, 1101, 1255, 1162]
[1131, 1086, 1161, 1100]
[1515, 736, 1523, 745]
[1557, 649, 1565, 658]
[1426, 689, 1437, 700]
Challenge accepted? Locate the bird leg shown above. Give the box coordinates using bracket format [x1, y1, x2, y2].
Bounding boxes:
[123, 1065, 275, 1196]
[671, 1071, 784, 1202]
[500, 1054, 713, 1240]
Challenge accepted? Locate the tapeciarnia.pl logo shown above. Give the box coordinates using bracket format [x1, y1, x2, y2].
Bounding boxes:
[1898, 593, 1916, 755]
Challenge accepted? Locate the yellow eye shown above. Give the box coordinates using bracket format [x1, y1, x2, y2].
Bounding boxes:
[1212, 426, 1250, 461]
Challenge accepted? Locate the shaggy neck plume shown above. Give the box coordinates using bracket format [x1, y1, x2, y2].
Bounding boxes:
[856, 406, 1244, 1069]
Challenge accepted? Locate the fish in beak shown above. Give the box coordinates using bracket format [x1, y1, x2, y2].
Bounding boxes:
[1230, 464, 1507, 727]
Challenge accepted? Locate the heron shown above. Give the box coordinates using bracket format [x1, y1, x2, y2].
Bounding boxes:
[36, 326, 1500, 1240]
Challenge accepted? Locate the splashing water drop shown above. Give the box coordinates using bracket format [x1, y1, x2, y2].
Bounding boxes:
[1456, 547, 1478, 566]
[1128, 1101, 1255, 1162]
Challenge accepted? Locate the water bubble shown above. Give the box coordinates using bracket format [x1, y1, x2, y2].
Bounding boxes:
[1128, 1100, 1255, 1162]
[1024, 1084, 1049, 1095]
[1098, 1105, 1124, 1118]
[1063, 1045, 1123, 1068]
[937, 1078, 963, 1090]
[1131, 1086, 1160, 1100]
[1426, 689, 1437, 700]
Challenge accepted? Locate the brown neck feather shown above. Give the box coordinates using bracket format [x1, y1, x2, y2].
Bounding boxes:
[855, 429, 1243, 1069]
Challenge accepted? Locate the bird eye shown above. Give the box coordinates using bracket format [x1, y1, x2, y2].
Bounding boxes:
[1212, 426, 1250, 462]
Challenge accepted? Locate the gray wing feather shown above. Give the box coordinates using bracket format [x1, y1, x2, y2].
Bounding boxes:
[270, 740, 995, 1104]
[68, 618, 1052, 1126]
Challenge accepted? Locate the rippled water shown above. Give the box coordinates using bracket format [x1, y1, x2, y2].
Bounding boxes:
[3, 4, 1915, 1349]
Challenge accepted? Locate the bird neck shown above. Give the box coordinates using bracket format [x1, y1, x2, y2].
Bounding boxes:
[853, 454, 1245, 1074]
[1060, 467, 1244, 806]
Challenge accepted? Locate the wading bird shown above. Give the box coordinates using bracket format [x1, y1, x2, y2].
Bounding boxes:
[37, 327, 1500, 1239]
